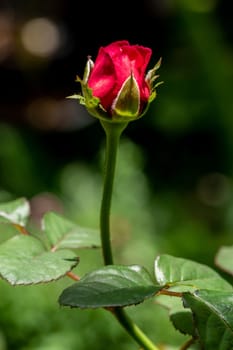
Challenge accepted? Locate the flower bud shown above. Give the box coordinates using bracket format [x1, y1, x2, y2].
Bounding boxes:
[69, 40, 162, 123]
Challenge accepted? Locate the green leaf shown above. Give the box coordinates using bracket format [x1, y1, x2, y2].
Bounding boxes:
[215, 246, 233, 276]
[59, 265, 161, 308]
[0, 235, 79, 285]
[42, 211, 101, 250]
[183, 290, 233, 350]
[155, 288, 195, 337]
[0, 197, 30, 226]
[154, 288, 198, 345]
[154, 254, 232, 292]
[170, 310, 195, 337]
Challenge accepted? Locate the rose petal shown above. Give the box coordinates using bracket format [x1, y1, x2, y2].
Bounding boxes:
[88, 48, 117, 110]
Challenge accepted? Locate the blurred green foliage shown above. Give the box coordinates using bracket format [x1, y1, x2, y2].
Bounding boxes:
[0, 0, 233, 349]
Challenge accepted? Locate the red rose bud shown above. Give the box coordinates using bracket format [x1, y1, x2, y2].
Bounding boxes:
[70, 40, 162, 122]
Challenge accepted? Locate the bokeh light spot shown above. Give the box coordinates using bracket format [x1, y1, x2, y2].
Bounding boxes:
[20, 17, 60, 57]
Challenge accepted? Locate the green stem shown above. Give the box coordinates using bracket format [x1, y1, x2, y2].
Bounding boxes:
[99, 120, 160, 350]
[100, 120, 128, 265]
[114, 308, 160, 350]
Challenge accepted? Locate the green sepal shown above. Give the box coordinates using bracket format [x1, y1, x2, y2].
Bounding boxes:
[82, 56, 94, 83]
[146, 57, 163, 96]
[66, 94, 85, 105]
[69, 76, 109, 121]
[81, 84, 100, 110]
[112, 74, 140, 120]
[146, 57, 162, 83]
[133, 91, 157, 120]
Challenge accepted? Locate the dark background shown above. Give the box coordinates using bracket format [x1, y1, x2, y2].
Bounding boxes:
[0, 0, 232, 192]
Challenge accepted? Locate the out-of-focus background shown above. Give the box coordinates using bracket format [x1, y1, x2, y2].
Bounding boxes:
[0, 0, 232, 349]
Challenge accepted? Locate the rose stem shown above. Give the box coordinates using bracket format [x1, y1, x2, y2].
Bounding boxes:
[100, 120, 160, 350]
[100, 120, 128, 265]
[114, 308, 160, 350]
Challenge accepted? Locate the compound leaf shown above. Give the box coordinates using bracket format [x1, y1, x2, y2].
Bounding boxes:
[0, 197, 30, 226]
[0, 235, 78, 285]
[59, 264, 161, 308]
[43, 211, 100, 250]
[183, 290, 233, 350]
[154, 254, 232, 292]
